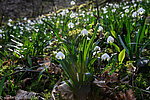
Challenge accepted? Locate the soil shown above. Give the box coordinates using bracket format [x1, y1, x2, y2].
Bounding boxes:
[0, 0, 87, 25]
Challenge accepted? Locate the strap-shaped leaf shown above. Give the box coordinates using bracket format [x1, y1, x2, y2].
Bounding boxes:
[84, 24, 100, 63]
[111, 30, 117, 39]
[118, 49, 125, 65]
[0, 75, 5, 96]
[119, 35, 129, 57]
[110, 43, 120, 52]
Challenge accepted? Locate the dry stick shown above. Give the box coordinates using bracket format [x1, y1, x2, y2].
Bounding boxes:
[0, 70, 54, 80]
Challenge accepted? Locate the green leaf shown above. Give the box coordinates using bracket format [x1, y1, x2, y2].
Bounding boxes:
[139, 23, 146, 43]
[110, 64, 121, 75]
[0, 75, 5, 96]
[119, 35, 129, 57]
[27, 56, 32, 67]
[110, 43, 120, 52]
[135, 22, 146, 53]
[111, 30, 117, 39]
[84, 24, 100, 63]
[90, 21, 94, 29]
[88, 57, 97, 68]
[139, 40, 150, 56]
[118, 49, 125, 65]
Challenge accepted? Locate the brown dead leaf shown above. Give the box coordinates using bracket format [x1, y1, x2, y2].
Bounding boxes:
[15, 89, 37, 100]
[102, 71, 118, 84]
[58, 81, 74, 100]
[3, 95, 15, 100]
[127, 63, 136, 73]
[22, 78, 32, 88]
[126, 89, 136, 100]
[118, 91, 126, 100]
[120, 75, 130, 84]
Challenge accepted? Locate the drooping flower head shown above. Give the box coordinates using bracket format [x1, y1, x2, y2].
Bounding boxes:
[56, 51, 65, 60]
[70, 1, 75, 5]
[70, 12, 76, 18]
[94, 46, 101, 51]
[107, 36, 114, 43]
[137, 7, 145, 15]
[80, 29, 88, 36]
[101, 53, 110, 61]
[97, 26, 103, 32]
[68, 22, 74, 29]
[87, 37, 91, 40]
[132, 12, 138, 17]
[125, 9, 129, 13]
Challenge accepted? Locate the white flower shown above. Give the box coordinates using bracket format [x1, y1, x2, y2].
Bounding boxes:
[121, 13, 124, 17]
[60, 21, 63, 24]
[70, 12, 76, 18]
[56, 51, 65, 60]
[112, 9, 116, 12]
[0, 29, 3, 33]
[137, 8, 145, 15]
[20, 31, 23, 34]
[87, 37, 91, 40]
[93, 52, 96, 56]
[104, 10, 108, 14]
[91, 12, 93, 16]
[101, 53, 110, 61]
[13, 26, 16, 29]
[115, 4, 119, 8]
[123, 6, 129, 9]
[0, 34, 2, 38]
[132, 0, 135, 3]
[75, 21, 80, 25]
[70, 1, 75, 5]
[125, 9, 129, 13]
[106, 15, 108, 18]
[7, 22, 12, 27]
[132, 12, 138, 17]
[60, 10, 66, 16]
[0, 45, 2, 48]
[109, 3, 113, 7]
[102, 7, 108, 14]
[107, 36, 114, 43]
[23, 17, 27, 20]
[80, 29, 88, 36]
[87, 12, 90, 15]
[68, 22, 74, 29]
[82, 11, 85, 14]
[134, 4, 137, 7]
[97, 26, 103, 32]
[53, 51, 57, 55]
[94, 46, 101, 51]
[102, 7, 107, 11]
[27, 20, 31, 23]
[93, 51, 101, 56]
[8, 19, 12, 22]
